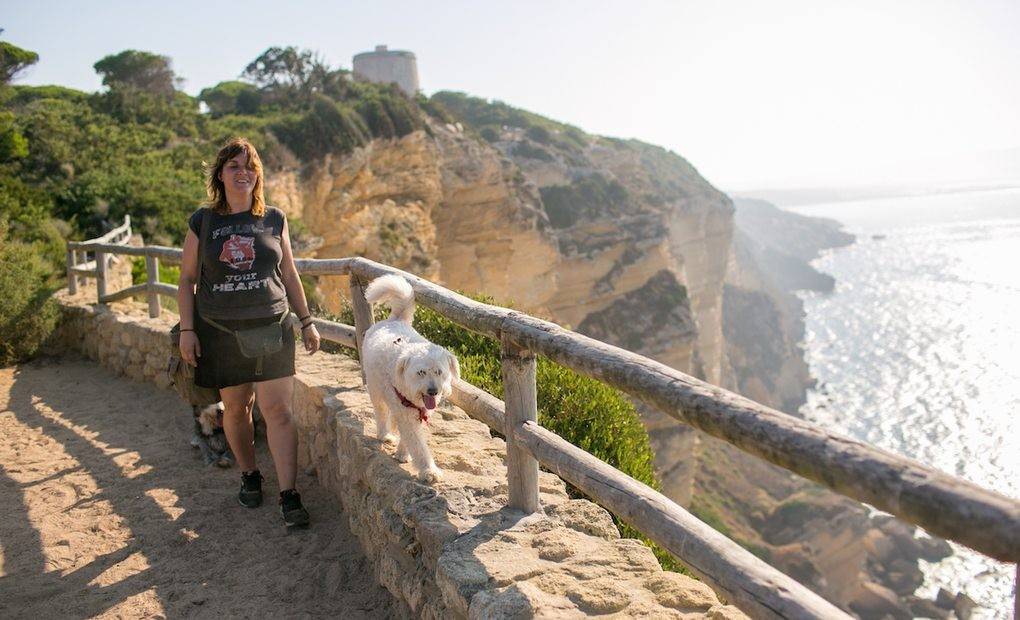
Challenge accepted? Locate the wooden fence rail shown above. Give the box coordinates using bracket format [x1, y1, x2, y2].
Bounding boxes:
[65, 230, 1020, 619]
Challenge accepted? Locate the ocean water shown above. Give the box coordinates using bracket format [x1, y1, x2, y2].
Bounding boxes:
[788, 188, 1020, 618]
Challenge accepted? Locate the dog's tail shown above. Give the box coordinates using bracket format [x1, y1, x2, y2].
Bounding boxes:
[364, 275, 415, 324]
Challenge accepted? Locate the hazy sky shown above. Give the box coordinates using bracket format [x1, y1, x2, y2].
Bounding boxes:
[4, 0, 1019, 190]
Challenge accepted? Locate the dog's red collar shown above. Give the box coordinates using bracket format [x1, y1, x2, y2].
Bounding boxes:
[394, 387, 429, 424]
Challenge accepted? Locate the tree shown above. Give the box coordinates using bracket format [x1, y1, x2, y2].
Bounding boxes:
[198, 80, 261, 116]
[0, 37, 39, 84]
[93, 50, 179, 97]
[243, 46, 316, 92]
[242, 46, 350, 108]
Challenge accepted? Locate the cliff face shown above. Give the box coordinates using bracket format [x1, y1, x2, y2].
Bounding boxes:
[724, 197, 854, 413]
[263, 100, 945, 616]
[266, 118, 734, 507]
[268, 118, 734, 383]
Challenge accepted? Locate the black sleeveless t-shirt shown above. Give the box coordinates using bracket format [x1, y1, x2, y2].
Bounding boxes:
[188, 206, 289, 320]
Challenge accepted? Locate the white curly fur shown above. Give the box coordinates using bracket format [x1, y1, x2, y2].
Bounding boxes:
[362, 275, 460, 482]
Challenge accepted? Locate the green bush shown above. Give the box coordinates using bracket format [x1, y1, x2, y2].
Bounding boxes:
[690, 496, 732, 538]
[478, 126, 499, 142]
[198, 80, 261, 117]
[513, 141, 553, 162]
[0, 219, 60, 366]
[539, 174, 630, 229]
[431, 91, 589, 153]
[414, 93, 454, 124]
[130, 256, 180, 286]
[271, 95, 370, 160]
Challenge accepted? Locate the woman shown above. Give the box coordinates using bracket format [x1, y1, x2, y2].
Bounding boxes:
[177, 137, 320, 527]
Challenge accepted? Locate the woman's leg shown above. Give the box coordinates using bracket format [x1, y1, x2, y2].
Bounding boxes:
[219, 383, 256, 471]
[254, 376, 297, 491]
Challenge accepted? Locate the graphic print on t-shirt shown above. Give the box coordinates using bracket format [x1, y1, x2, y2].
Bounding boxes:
[219, 234, 256, 270]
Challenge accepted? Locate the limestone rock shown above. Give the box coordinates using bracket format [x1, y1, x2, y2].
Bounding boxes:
[849, 581, 912, 620]
[953, 592, 977, 620]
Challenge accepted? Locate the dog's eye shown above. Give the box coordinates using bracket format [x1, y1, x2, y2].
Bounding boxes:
[417, 369, 426, 377]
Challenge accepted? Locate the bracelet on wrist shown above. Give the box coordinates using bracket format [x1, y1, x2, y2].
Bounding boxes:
[298, 314, 311, 323]
[180, 328, 195, 333]
[301, 322, 314, 330]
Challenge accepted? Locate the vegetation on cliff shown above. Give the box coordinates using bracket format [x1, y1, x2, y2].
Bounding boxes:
[0, 40, 434, 365]
[431, 90, 588, 154]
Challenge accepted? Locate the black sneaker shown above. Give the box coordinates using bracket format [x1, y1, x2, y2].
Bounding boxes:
[238, 470, 263, 508]
[279, 489, 310, 528]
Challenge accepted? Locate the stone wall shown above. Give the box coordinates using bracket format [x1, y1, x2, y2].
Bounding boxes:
[50, 290, 745, 619]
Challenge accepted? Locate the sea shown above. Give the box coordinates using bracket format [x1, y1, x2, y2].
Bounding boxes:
[786, 187, 1020, 618]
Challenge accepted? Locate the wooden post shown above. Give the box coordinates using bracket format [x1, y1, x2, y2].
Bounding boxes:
[501, 334, 541, 514]
[66, 248, 77, 295]
[145, 254, 160, 318]
[350, 275, 375, 382]
[95, 250, 108, 306]
[74, 250, 84, 290]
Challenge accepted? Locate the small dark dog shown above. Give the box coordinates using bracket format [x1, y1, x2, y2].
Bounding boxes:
[190, 402, 265, 467]
[191, 403, 234, 467]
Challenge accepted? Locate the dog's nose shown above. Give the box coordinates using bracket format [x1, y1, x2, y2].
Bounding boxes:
[427, 387, 439, 396]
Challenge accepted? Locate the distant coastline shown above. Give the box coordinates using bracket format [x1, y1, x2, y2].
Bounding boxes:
[731, 180, 1020, 208]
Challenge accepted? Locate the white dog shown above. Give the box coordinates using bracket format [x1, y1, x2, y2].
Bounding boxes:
[362, 275, 460, 482]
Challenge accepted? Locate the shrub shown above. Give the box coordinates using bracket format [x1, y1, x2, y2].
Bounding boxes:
[478, 126, 499, 142]
[414, 93, 454, 124]
[539, 174, 630, 229]
[525, 125, 551, 144]
[198, 80, 261, 117]
[513, 141, 553, 162]
[131, 256, 180, 286]
[8, 84, 88, 106]
[690, 496, 732, 538]
[0, 219, 60, 366]
[431, 91, 589, 154]
[271, 95, 370, 160]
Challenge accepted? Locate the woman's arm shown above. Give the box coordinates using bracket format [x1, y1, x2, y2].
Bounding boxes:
[280, 218, 319, 354]
[177, 229, 201, 365]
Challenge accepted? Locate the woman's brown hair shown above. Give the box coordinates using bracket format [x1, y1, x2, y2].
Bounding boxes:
[204, 137, 266, 216]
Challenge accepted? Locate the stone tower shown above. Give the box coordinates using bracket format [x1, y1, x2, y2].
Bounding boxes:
[352, 45, 420, 97]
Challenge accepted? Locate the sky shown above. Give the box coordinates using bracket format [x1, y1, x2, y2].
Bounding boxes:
[4, 0, 1020, 190]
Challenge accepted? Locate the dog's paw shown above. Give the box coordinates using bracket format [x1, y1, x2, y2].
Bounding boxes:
[380, 433, 398, 446]
[395, 450, 412, 463]
[418, 467, 443, 483]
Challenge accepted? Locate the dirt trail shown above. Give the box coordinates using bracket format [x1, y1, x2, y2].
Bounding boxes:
[0, 357, 399, 619]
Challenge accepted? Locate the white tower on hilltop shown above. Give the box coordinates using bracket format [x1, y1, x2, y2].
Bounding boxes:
[352, 45, 420, 97]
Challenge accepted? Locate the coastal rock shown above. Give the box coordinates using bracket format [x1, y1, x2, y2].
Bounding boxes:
[935, 587, 957, 610]
[908, 595, 952, 619]
[953, 592, 977, 620]
[849, 581, 913, 620]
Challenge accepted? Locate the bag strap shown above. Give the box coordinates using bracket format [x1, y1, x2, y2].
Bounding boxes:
[197, 208, 210, 300]
[203, 310, 288, 336]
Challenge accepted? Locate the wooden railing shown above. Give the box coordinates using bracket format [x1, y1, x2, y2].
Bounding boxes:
[65, 226, 1020, 620]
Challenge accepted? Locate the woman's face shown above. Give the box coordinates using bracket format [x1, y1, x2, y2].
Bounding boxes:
[219, 152, 256, 196]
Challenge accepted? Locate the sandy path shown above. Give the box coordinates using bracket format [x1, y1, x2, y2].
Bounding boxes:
[0, 357, 400, 619]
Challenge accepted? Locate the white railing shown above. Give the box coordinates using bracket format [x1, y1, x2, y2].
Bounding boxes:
[65, 228, 1020, 620]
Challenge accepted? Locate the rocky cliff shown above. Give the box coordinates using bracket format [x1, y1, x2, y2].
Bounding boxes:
[265, 103, 734, 509]
[724, 197, 854, 413]
[262, 93, 958, 617]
